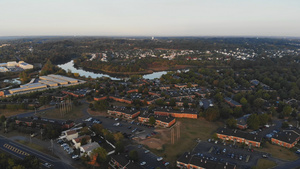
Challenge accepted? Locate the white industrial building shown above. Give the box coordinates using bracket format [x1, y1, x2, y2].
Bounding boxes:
[18, 61, 33, 69]
[7, 61, 18, 68]
[0, 67, 8, 72]
[1, 74, 86, 97]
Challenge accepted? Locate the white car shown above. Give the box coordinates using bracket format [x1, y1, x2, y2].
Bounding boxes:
[85, 117, 92, 122]
[43, 163, 52, 168]
[144, 150, 150, 153]
[157, 157, 163, 161]
[140, 161, 146, 166]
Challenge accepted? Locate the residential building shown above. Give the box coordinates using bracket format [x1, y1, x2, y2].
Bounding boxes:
[216, 128, 262, 147]
[271, 130, 300, 148]
[80, 142, 100, 156]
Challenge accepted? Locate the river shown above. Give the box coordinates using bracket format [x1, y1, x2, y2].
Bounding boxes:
[57, 60, 169, 80]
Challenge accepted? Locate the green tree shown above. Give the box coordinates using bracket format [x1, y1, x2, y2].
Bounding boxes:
[283, 105, 292, 117]
[247, 114, 260, 130]
[115, 141, 124, 153]
[226, 118, 237, 128]
[129, 150, 139, 162]
[240, 97, 247, 106]
[92, 147, 107, 163]
[258, 113, 269, 126]
[113, 132, 124, 142]
[205, 107, 220, 122]
[149, 116, 156, 125]
[91, 124, 103, 135]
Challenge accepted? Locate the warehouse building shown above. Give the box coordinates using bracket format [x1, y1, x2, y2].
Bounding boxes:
[1, 75, 85, 97]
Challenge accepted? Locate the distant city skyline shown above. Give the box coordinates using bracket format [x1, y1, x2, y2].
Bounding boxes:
[0, 0, 299, 37]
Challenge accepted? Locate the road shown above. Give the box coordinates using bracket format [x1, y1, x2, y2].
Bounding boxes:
[0, 135, 73, 169]
[9, 106, 56, 119]
[273, 158, 300, 169]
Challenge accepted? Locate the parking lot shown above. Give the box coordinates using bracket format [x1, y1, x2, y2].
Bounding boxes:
[191, 141, 269, 169]
[126, 145, 168, 169]
[82, 116, 155, 139]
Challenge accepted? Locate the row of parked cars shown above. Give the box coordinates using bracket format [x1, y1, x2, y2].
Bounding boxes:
[57, 139, 79, 160]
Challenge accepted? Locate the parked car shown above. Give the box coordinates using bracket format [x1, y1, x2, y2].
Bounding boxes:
[157, 157, 163, 161]
[140, 161, 146, 166]
[72, 154, 79, 160]
[144, 150, 150, 153]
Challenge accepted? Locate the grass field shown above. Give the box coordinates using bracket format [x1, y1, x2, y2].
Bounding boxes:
[149, 118, 223, 164]
[40, 104, 87, 120]
[1, 109, 32, 117]
[15, 139, 56, 157]
[255, 159, 277, 169]
[260, 142, 299, 161]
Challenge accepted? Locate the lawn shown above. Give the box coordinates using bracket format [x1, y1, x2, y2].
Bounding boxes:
[260, 142, 299, 161]
[15, 139, 57, 157]
[40, 103, 87, 120]
[1, 109, 32, 117]
[255, 159, 277, 169]
[149, 118, 223, 164]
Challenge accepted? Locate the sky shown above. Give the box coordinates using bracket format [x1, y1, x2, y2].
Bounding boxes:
[0, 0, 300, 37]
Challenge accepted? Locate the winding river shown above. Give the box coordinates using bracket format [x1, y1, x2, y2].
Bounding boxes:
[57, 60, 169, 80]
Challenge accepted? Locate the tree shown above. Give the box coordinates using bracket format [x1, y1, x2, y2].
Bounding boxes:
[226, 118, 237, 129]
[205, 107, 220, 122]
[149, 116, 156, 125]
[281, 121, 289, 129]
[283, 105, 292, 117]
[115, 141, 124, 153]
[129, 150, 138, 162]
[258, 113, 269, 126]
[233, 107, 243, 117]
[240, 97, 247, 106]
[91, 124, 103, 135]
[113, 132, 124, 142]
[91, 147, 107, 163]
[247, 114, 259, 130]
[253, 98, 264, 109]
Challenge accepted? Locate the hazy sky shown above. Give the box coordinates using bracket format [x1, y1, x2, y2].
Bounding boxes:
[0, 0, 299, 37]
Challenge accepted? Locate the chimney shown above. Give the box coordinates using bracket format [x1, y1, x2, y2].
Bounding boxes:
[226, 162, 228, 165]
[205, 160, 207, 163]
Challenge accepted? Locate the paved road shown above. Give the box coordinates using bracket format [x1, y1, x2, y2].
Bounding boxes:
[9, 106, 56, 119]
[273, 158, 300, 169]
[0, 135, 73, 169]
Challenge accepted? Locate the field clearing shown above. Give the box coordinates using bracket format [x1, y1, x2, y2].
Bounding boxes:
[142, 118, 223, 164]
[260, 142, 298, 161]
[255, 159, 277, 169]
[1, 109, 31, 117]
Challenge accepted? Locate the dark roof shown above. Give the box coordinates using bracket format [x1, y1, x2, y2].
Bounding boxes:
[155, 115, 175, 123]
[273, 131, 300, 144]
[177, 152, 192, 164]
[224, 97, 241, 107]
[236, 114, 250, 126]
[217, 128, 262, 143]
[250, 80, 260, 86]
[154, 107, 198, 115]
[199, 99, 214, 110]
[110, 154, 129, 167]
[177, 153, 236, 169]
[108, 106, 139, 115]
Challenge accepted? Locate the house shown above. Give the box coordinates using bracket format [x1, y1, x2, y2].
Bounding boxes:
[236, 114, 250, 129]
[154, 107, 198, 119]
[72, 135, 92, 149]
[109, 95, 133, 104]
[155, 115, 176, 128]
[224, 97, 242, 107]
[65, 130, 79, 141]
[110, 154, 143, 169]
[177, 152, 236, 169]
[107, 107, 140, 119]
[94, 95, 107, 101]
[271, 130, 300, 148]
[138, 112, 176, 128]
[80, 142, 100, 156]
[62, 120, 74, 129]
[216, 128, 262, 147]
